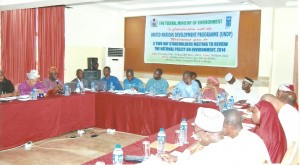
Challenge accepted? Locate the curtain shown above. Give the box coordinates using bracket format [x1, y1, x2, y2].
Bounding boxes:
[38, 6, 65, 81]
[1, 9, 36, 85]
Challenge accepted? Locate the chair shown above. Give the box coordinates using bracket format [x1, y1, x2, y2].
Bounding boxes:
[281, 141, 298, 165]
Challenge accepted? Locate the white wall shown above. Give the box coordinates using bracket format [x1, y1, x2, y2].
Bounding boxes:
[269, 8, 298, 93]
[64, 6, 124, 82]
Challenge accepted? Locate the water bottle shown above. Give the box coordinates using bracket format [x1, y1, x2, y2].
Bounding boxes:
[112, 144, 123, 165]
[180, 118, 188, 145]
[222, 102, 228, 112]
[216, 93, 221, 106]
[229, 96, 234, 109]
[109, 82, 114, 92]
[91, 82, 95, 92]
[64, 85, 70, 96]
[197, 91, 202, 103]
[75, 83, 80, 93]
[32, 87, 37, 100]
[157, 128, 166, 154]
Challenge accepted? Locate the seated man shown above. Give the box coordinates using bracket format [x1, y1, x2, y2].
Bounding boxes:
[191, 72, 202, 89]
[145, 68, 169, 95]
[101, 66, 123, 90]
[235, 77, 259, 106]
[224, 73, 242, 100]
[123, 69, 145, 92]
[71, 69, 88, 89]
[170, 71, 199, 98]
[222, 109, 270, 163]
[261, 94, 299, 147]
[276, 83, 298, 109]
[0, 70, 16, 98]
[42, 66, 64, 94]
[160, 107, 241, 164]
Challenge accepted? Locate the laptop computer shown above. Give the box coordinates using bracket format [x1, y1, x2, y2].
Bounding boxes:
[93, 80, 107, 91]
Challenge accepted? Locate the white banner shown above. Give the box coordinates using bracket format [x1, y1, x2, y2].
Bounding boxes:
[144, 11, 240, 67]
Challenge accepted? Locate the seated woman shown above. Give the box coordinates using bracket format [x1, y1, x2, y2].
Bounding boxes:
[17, 70, 47, 95]
[0, 70, 16, 98]
[202, 76, 225, 100]
[250, 100, 287, 163]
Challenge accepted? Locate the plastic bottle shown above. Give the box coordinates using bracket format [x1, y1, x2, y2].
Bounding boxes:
[32, 87, 37, 100]
[112, 144, 123, 165]
[157, 128, 166, 154]
[180, 118, 188, 145]
[91, 82, 95, 92]
[229, 96, 234, 109]
[64, 85, 70, 96]
[197, 91, 202, 103]
[75, 83, 80, 93]
[110, 82, 114, 92]
[216, 93, 221, 106]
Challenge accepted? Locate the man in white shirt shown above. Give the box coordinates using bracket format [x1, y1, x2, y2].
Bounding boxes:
[236, 77, 259, 106]
[222, 109, 271, 164]
[224, 73, 242, 100]
[159, 107, 243, 165]
[71, 69, 88, 89]
[261, 94, 299, 147]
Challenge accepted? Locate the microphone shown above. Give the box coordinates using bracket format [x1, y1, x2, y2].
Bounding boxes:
[55, 79, 59, 85]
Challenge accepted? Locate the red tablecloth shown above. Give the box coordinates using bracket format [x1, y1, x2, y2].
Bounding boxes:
[84, 118, 197, 165]
[0, 93, 96, 150]
[95, 92, 218, 136]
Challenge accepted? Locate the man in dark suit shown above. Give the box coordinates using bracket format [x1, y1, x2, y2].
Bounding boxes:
[71, 69, 89, 89]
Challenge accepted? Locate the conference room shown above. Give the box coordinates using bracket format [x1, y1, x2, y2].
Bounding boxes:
[0, 0, 298, 164]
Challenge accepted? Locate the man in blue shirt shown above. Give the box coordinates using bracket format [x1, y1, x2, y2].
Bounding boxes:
[123, 69, 145, 92]
[171, 71, 199, 98]
[101, 66, 123, 90]
[145, 68, 169, 95]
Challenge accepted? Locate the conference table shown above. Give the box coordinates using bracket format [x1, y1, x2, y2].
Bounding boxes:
[95, 92, 218, 136]
[0, 93, 95, 151]
[84, 118, 196, 165]
[0, 91, 218, 151]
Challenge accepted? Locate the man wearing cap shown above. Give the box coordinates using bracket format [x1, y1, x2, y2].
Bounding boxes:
[235, 77, 259, 106]
[260, 94, 299, 147]
[276, 83, 298, 109]
[18, 70, 47, 95]
[224, 73, 242, 100]
[160, 108, 243, 164]
[222, 109, 270, 163]
[42, 66, 64, 94]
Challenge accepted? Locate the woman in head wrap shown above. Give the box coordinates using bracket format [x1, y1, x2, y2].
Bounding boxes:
[17, 70, 47, 95]
[250, 100, 287, 163]
[202, 76, 225, 100]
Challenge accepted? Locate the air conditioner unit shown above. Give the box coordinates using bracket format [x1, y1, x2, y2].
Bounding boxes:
[104, 47, 125, 81]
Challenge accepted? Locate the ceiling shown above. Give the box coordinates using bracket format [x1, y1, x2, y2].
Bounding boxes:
[0, 0, 298, 16]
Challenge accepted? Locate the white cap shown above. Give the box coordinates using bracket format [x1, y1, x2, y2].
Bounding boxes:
[278, 83, 294, 92]
[26, 70, 40, 80]
[194, 107, 224, 132]
[225, 73, 233, 82]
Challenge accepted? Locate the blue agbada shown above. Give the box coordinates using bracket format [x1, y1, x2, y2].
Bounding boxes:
[101, 76, 123, 90]
[145, 78, 169, 95]
[123, 77, 145, 92]
[172, 80, 199, 98]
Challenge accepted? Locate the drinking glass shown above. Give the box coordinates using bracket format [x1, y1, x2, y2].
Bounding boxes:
[175, 130, 182, 146]
[142, 141, 150, 159]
